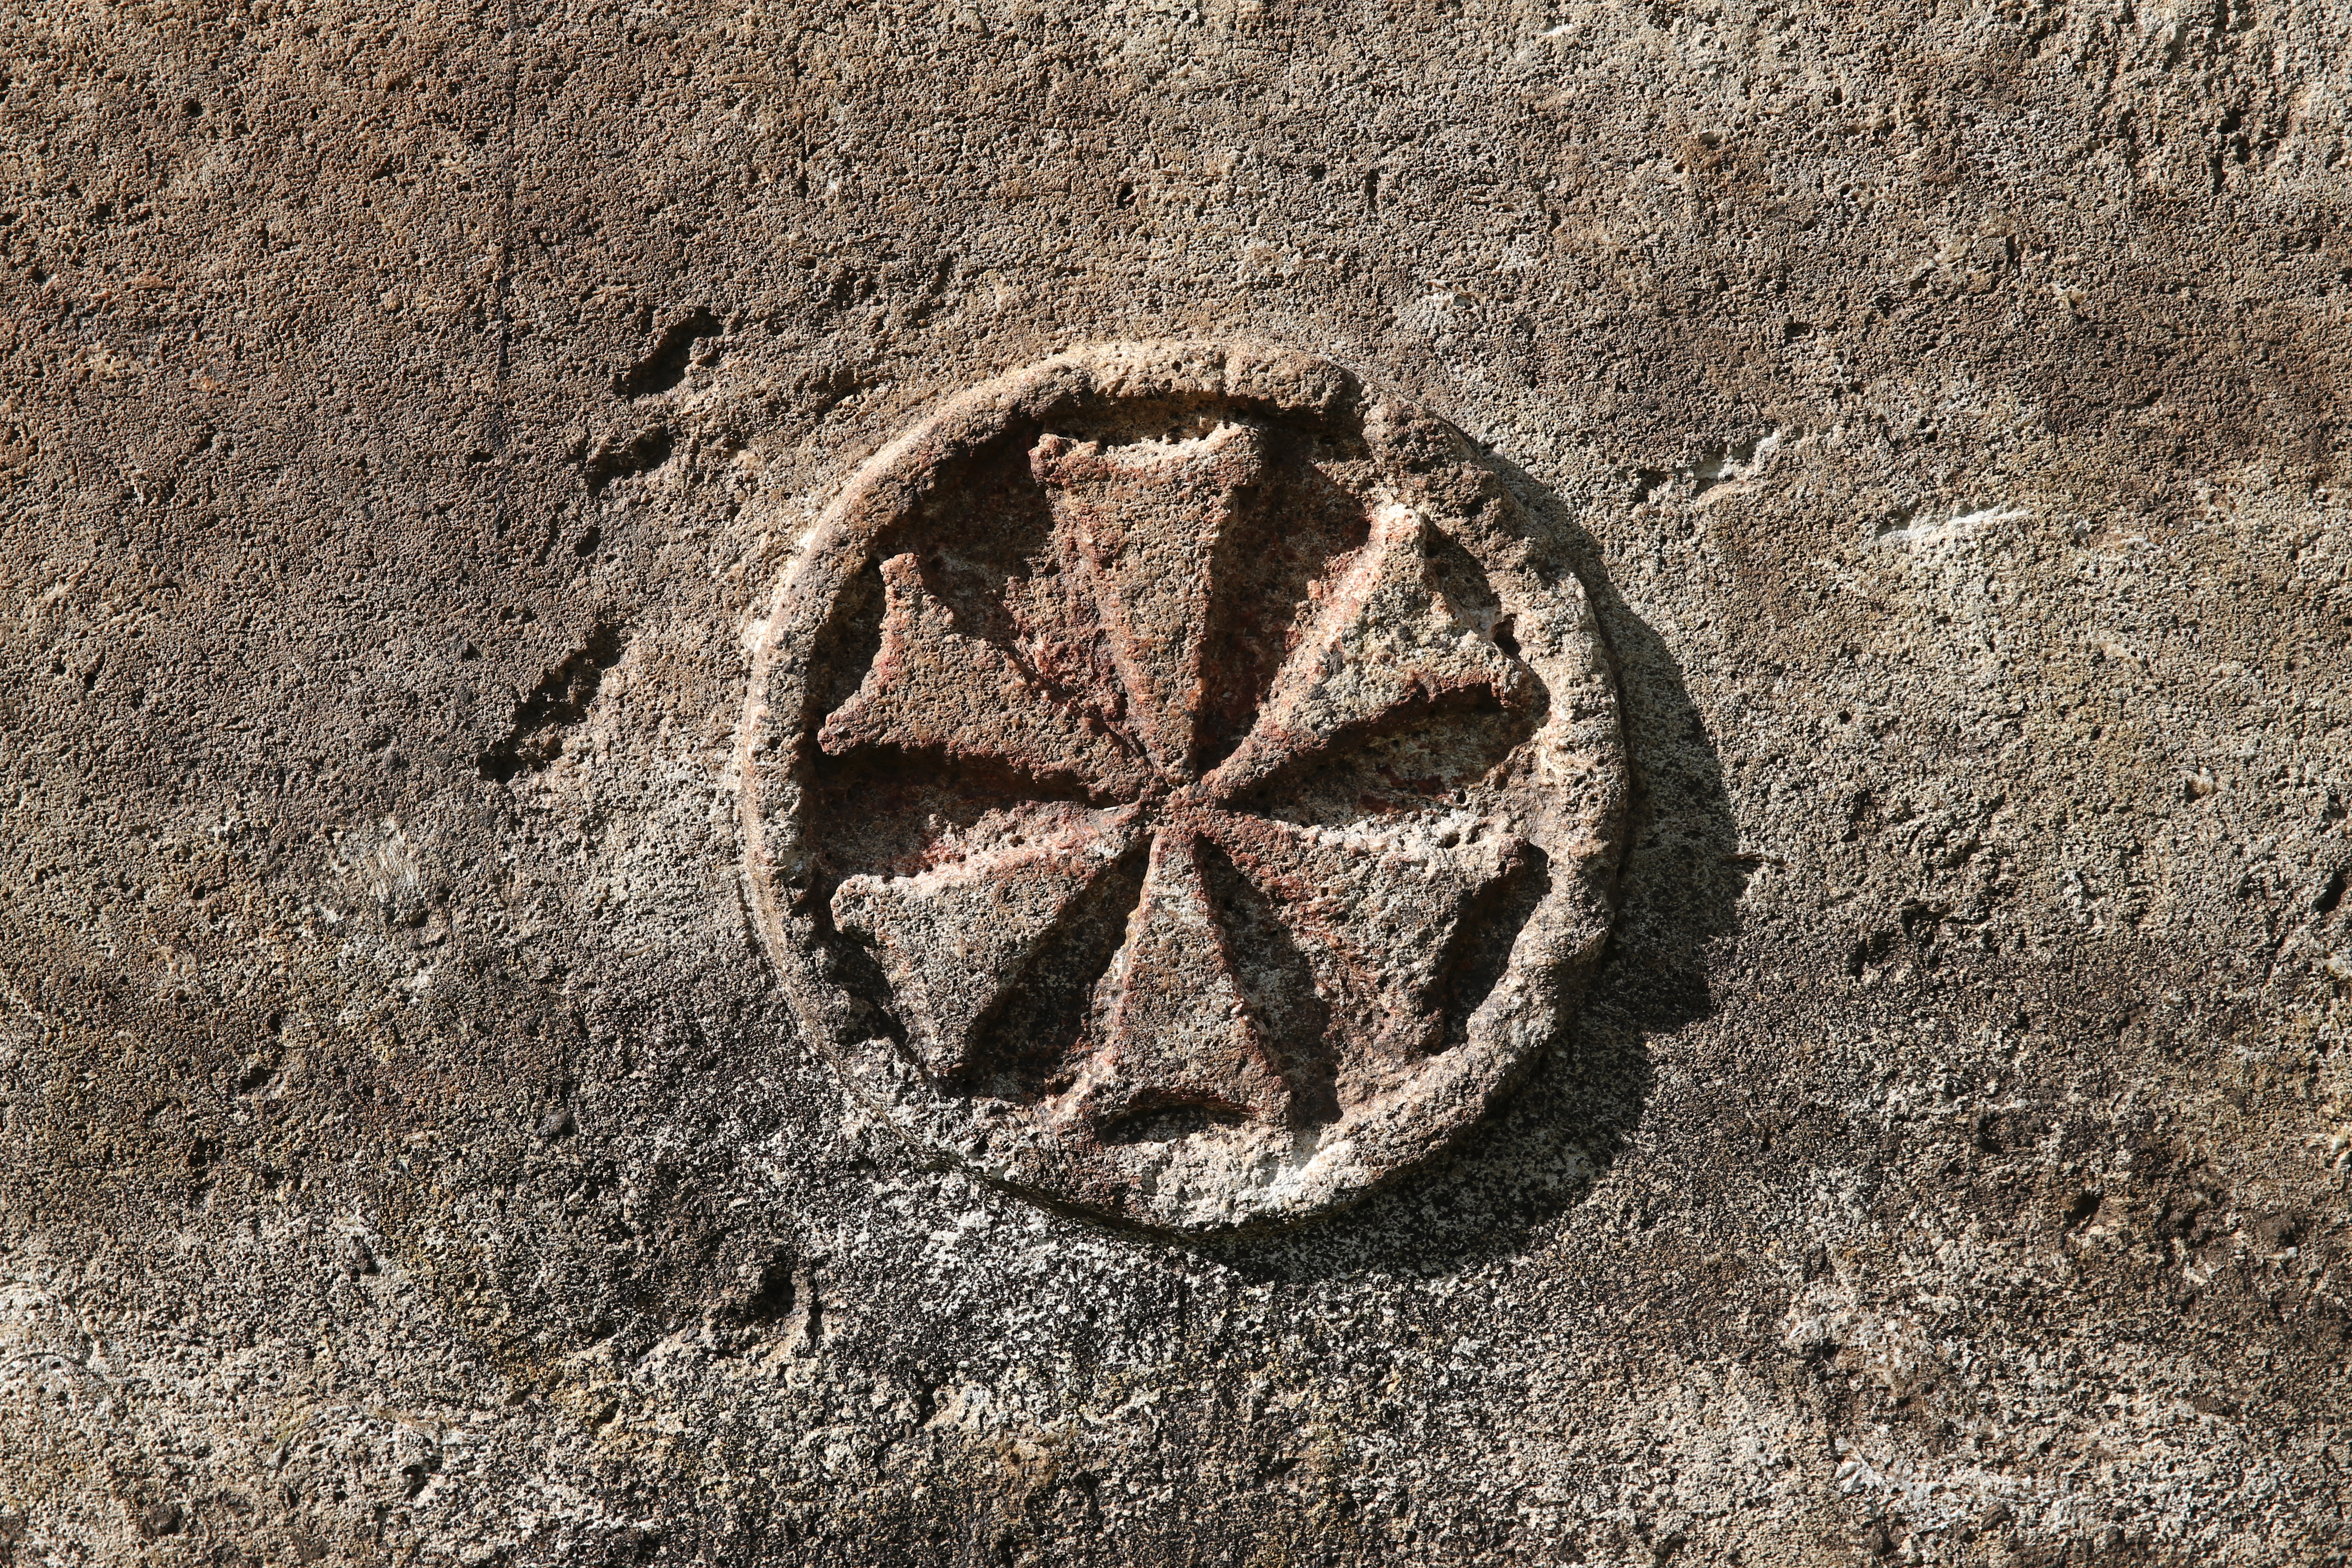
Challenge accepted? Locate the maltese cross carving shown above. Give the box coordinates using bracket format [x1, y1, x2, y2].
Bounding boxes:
[740, 344, 1627, 1234]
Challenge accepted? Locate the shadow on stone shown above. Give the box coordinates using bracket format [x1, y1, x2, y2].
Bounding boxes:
[1157, 449, 1749, 1282]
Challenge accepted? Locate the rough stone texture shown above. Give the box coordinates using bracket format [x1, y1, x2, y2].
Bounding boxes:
[2, 0, 2351, 1562]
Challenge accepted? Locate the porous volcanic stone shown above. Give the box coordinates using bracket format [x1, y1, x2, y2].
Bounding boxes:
[3, 0, 2351, 1564]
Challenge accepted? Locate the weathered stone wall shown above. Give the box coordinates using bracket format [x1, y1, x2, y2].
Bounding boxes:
[3, 0, 2349, 1561]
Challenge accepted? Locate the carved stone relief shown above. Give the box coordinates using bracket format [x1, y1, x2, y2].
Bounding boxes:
[739, 343, 1629, 1232]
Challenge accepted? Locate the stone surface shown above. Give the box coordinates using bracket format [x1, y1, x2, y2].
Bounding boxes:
[4, 0, 2352, 1563]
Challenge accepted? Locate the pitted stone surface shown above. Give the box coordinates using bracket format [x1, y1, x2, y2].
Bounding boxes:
[741, 343, 1627, 1232]
[8, 3, 2352, 1561]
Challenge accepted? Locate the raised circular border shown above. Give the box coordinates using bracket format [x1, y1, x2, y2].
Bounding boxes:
[736, 341, 1630, 1234]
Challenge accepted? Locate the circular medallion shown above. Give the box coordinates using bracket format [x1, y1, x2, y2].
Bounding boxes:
[739, 343, 1627, 1234]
